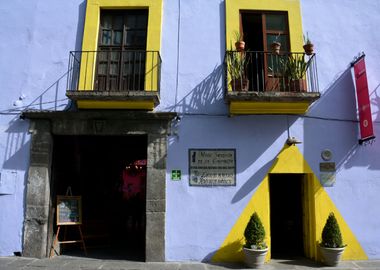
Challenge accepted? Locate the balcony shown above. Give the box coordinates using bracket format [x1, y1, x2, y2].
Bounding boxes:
[66, 50, 161, 110]
[224, 51, 320, 115]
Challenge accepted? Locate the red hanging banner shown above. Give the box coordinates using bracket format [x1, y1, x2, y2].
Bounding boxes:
[352, 54, 375, 144]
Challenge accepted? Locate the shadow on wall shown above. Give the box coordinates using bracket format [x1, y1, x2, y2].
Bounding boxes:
[18, 72, 73, 112]
[75, 1, 86, 52]
[203, 240, 244, 264]
[231, 158, 274, 204]
[166, 65, 226, 114]
[370, 84, 380, 123]
[343, 83, 380, 170]
[304, 65, 380, 174]
[22, 0, 87, 112]
[219, 1, 226, 61]
[7, 2, 85, 114]
[2, 118, 30, 171]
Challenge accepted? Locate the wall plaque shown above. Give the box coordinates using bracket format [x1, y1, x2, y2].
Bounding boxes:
[189, 149, 236, 186]
[320, 162, 336, 172]
[320, 173, 336, 187]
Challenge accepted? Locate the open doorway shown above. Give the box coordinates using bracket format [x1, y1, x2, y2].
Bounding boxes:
[51, 135, 147, 260]
[269, 174, 304, 258]
[241, 12, 290, 91]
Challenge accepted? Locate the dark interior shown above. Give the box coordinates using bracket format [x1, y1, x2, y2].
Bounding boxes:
[241, 13, 264, 91]
[51, 135, 147, 260]
[269, 174, 304, 258]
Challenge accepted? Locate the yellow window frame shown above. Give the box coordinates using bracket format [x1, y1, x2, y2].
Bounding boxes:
[225, 0, 304, 52]
[78, 0, 163, 92]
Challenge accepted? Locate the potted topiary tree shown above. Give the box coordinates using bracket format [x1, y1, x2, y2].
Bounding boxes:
[320, 212, 346, 266]
[243, 212, 268, 268]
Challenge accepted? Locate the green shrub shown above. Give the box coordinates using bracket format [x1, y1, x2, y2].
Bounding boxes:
[244, 212, 267, 249]
[321, 212, 345, 248]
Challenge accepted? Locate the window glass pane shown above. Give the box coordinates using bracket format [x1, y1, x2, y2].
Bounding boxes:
[266, 14, 286, 31]
[98, 51, 108, 61]
[267, 34, 288, 51]
[113, 16, 123, 29]
[126, 15, 137, 29]
[98, 63, 107, 75]
[136, 14, 148, 29]
[123, 62, 132, 75]
[110, 63, 119, 75]
[102, 15, 112, 28]
[101, 30, 111, 45]
[113, 31, 122, 45]
[125, 31, 147, 47]
[110, 51, 120, 61]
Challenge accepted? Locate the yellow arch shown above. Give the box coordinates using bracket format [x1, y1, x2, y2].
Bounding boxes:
[212, 144, 367, 263]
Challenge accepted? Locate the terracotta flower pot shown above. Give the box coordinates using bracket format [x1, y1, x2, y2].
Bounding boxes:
[270, 42, 281, 55]
[303, 43, 314, 55]
[231, 78, 249, 91]
[286, 78, 307, 92]
[235, 41, 246, 52]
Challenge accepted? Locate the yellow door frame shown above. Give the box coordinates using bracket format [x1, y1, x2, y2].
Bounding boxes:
[212, 144, 367, 263]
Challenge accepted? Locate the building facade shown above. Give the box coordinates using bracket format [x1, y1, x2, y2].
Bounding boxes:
[0, 0, 380, 264]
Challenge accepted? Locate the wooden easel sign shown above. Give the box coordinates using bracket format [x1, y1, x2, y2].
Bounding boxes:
[57, 196, 82, 225]
[50, 194, 87, 257]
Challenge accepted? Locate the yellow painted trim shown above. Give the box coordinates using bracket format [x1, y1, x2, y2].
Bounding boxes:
[212, 144, 367, 263]
[77, 100, 154, 110]
[78, 0, 162, 93]
[225, 0, 304, 54]
[229, 101, 310, 114]
[225, 0, 304, 93]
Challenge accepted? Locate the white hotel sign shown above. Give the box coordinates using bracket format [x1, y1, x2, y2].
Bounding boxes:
[189, 149, 236, 186]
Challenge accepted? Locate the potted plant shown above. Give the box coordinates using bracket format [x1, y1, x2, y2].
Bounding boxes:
[234, 31, 245, 52]
[320, 212, 346, 266]
[243, 212, 268, 268]
[270, 33, 281, 55]
[226, 50, 249, 91]
[303, 32, 314, 55]
[284, 54, 309, 92]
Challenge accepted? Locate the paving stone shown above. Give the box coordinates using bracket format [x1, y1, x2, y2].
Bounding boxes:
[2, 257, 380, 270]
[178, 263, 207, 270]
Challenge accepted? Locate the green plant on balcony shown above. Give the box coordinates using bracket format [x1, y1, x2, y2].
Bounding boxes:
[234, 30, 245, 52]
[284, 54, 309, 92]
[226, 50, 249, 91]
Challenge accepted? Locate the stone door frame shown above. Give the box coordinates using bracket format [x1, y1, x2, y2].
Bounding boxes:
[21, 111, 176, 261]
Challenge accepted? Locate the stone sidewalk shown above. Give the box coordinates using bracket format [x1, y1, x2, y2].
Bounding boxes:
[1, 256, 380, 270]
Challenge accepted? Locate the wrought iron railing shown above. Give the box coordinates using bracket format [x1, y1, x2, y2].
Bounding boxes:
[224, 51, 319, 93]
[67, 50, 161, 93]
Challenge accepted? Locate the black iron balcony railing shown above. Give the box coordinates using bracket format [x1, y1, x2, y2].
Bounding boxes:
[67, 50, 161, 93]
[224, 51, 319, 94]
